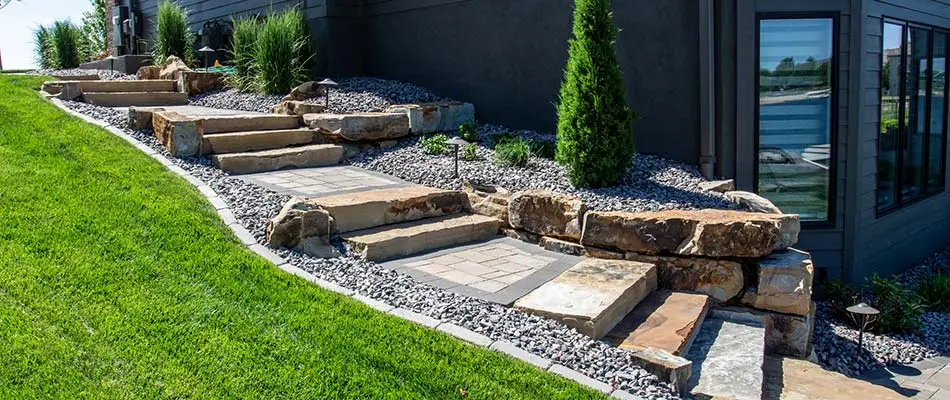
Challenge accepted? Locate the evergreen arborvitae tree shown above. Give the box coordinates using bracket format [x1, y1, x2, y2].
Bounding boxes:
[555, 0, 636, 188]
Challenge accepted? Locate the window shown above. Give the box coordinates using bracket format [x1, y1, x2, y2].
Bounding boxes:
[877, 19, 949, 213]
[756, 16, 836, 223]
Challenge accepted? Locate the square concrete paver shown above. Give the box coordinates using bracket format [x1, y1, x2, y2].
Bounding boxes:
[238, 165, 412, 198]
[382, 237, 582, 305]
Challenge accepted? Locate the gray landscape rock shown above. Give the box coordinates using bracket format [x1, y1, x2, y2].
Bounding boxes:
[725, 190, 783, 214]
[699, 179, 735, 193]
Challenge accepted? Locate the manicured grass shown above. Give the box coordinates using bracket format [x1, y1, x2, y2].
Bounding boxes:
[0, 75, 604, 399]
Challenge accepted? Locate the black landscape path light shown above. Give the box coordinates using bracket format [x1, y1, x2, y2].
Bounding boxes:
[198, 46, 215, 70]
[318, 79, 339, 109]
[846, 302, 880, 351]
[447, 137, 469, 178]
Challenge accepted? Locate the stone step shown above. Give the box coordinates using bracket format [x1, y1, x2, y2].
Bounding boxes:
[211, 144, 344, 175]
[606, 290, 710, 356]
[340, 213, 502, 261]
[202, 128, 315, 154]
[303, 112, 410, 141]
[514, 258, 658, 339]
[311, 186, 471, 234]
[686, 317, 766, 400]
[82, 91, 188, 107]
[78, 79, 177, 93]
[202, 114, 302, 134]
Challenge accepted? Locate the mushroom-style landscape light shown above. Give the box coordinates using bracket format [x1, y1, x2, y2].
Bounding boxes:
[106, 55, 118, 73]
[198, 46, 215, 70]
[318, 79, 339, 109]
[446, 137, 469, 178]
[846, 302, 880, 351]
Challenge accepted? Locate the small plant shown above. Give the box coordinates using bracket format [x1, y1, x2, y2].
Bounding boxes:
[459, 121, 478, 142]
[422, 134, 449, 155]
[867, 274, 923, 333]
[33, 25, 57, 69]
[463, 143, 477, 161]
[228, 16, 259, 90]
[494, 137, 532, 167]
[488, 132, 516, 147]
[529, 140, 557, 159]
[154, 0, 196, 66]
[50, 21, 84, 69]
[917, 272, 950, 312]
[824, 279, 858, 320]
[252, 7, 312, 94]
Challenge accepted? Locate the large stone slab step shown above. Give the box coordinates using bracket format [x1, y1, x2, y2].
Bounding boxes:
[514, 258, 658, 339]
[211, 144, 344, 175]
[78, 79, 176, 93]
[686, 317, 766, 400]
[202, 114, 302, 134]
[82, 91, 188, 107]
[606, 290, 710, 356]
[202, 128, 315, 154]
[340, 213, 502, 261]
[311, 186, 471, 234]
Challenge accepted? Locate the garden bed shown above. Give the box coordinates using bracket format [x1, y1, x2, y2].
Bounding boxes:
[27, 68, 135, 81]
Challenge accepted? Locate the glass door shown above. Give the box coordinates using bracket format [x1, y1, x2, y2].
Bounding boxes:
[756, 16, 836, 224]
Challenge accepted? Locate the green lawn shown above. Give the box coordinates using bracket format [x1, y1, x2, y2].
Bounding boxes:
[0, 75, 603, 399]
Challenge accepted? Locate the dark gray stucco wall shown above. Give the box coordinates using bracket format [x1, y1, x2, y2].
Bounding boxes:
[362, 0, 702, 163]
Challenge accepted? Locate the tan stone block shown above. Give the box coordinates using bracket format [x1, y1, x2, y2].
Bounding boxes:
[754, 248, 814, 316]
[626, 253, 743, 303]
[508, 190, 586, 240]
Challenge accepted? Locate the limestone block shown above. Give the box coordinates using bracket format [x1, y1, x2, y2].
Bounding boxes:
[177, 71, 224, 95]
[508, 190, 586, 241]
[699, 179, 735, 193]
[152, 111, 201, 157]
[725, 190, 783, 214]
[464, 182, 509, 227]
[385, 101, 475, 134]
[304, 113, 410, 142]
[540, 236, 585, 256]
[710, 304, 815, 359]
[158, 55, 193, 80]
[753, 248, 814, 316]
[127, 106, 164, 131]
[265, 198, 340, 258]
[626, 253, 744, 303]
[136, 65, 161, 80]
[273, 100, 326, 116]
[311, 186, 470, 233]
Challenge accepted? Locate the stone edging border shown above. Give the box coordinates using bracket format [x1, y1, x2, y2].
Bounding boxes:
[43, 95, 636, 399]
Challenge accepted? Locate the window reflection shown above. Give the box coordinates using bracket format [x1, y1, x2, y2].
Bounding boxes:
[758, 18, 834, 222]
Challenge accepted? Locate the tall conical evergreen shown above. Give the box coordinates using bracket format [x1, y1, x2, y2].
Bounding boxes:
[555, 0, 636, 188]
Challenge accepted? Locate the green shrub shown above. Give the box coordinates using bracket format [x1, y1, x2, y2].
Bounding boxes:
[917, 272, 950, 312]
[251, 7, 312, 94]
[488, 132, 516, 147]
[228, 17, 259, 90]
[459, 121, 478, 142]
[494, 137, 532, 167]
[555, 0, 636, 187]
[33, 26, 57, 69]
[529, 140, 557, 159]
[80, 0, 108, 60]
[867, 274, 923, 334]
[50, 21, 84, 69]
[824, 279, 858, 320]
[463, 143, 477, 161]
[880, 118, 899, 134]
[422, 134, 449, 155]
[154, 0, 196, 66]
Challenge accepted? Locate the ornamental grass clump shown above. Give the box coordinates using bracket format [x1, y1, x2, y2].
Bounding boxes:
[228, 17, 260, 90]
[494, 137, 532, 167]
[555, 0, 636, 188]
[50, 21, 84, 69]
[917, 272, 950, 312]
[33, 25, 57, 69]
[251, 7, 312, 94]
[154, 0, 196, 66]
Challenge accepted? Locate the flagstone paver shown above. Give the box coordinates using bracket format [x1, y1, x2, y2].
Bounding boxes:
[238, 165, 412, 197]
[858, 356, 950, 399]
[382, 237, 582, 305]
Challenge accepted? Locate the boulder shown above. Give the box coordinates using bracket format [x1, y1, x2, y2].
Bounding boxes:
[752, 248, 813, 316]
[626, 253, 744, 303]
[725, 191, 783, 214]
[582, 209, 799, 258]
[178, 71, 224, 95]
[273, 100, 326, 116]
[303, 113, 410, 142]
[508, 190, 586, 241]
[127, 106, 164, 130]
[283, 81, 325, 102]
[158, 55, 193, 80]
[385, 101, 475, 134]
[464, 182, 510, 227]
[137, 65, 161, 80]
[41, 81, 82, 100]
[265, 198, 340, 258]
[700, 179, 736, 193]
[152, 111, 201, 157]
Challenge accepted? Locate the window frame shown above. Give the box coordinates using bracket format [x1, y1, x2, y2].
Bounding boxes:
[876, 17, 950, 216]
[754, 12, 840, 228]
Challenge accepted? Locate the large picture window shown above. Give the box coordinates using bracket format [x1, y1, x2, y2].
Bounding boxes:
[877, 19, 949, 212]
[756, 16, 836, 223]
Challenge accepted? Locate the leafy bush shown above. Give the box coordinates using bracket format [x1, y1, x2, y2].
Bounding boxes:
[555, 0, 636, 187]
[80, 0, 108, 60]
[154, 0, 196, 66]
[494, 137, 532, 167]
[251, 7, 312, 94]
[867, 274, 923, 334]
[917, 272, 950, 312]
[880, 118, 899, 134]
[463, 143, 477, 161]
[422, 134, 449, 155]
[228, 17, 259, 90]
[459, 121, 478, 142]
[49, 21, 84, 69]
[33, 25, 57, 69]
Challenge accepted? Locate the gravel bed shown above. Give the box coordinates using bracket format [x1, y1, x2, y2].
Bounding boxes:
[812, 249, 950, 376]
[60, 99, 680, 399]
[351, 125, 737, 213]
[28, 68, 135, 81]
[189, 77, 447, 114]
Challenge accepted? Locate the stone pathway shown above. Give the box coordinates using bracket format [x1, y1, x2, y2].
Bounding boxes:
[858, 356, 950, 399]
[239, 166, 411, 198]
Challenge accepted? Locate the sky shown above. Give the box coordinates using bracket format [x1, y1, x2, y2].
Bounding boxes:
[0, 0, 94, 70]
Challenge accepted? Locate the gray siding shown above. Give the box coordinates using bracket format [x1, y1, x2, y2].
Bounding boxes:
[361, 0, 702, 163]
[851, 0, 950, 281]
